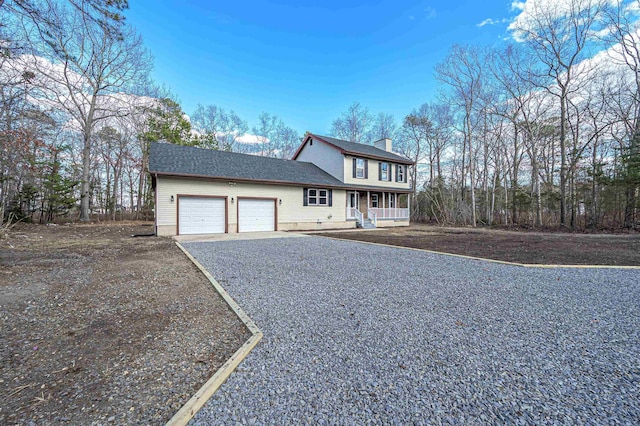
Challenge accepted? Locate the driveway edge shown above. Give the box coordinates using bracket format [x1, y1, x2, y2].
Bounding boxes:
[166, 242, 263, 426]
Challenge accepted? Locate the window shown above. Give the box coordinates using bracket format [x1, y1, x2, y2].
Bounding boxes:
[389, 193, 395, 208]
[319, 189, 328, 205]
[379, 162, 390, 181]
[397, 165, 406, 182]
[356, 158, 365, 178]
[308, 189, 317, 205]
[352, 158, 368, 179]
[304, 188, 332, 206]
[371, 194, 379, 208]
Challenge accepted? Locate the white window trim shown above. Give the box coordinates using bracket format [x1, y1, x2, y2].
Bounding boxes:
[371, 194, 379, 208]
[397, 165, 405, 182]
[307, 188, 329, 206]
[381, 162, 389, 181]
[356, 158, 365, 179]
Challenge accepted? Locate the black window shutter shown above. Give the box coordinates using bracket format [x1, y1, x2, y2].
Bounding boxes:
[352, 158, 356, 178]
[395, 165, 399, 182]
[389, 164, 393, 181]
[303, 188, 308, 206]
[328, 189, 333, 206]
[364, 159, 368, 178]
[378, 162, 382, 181]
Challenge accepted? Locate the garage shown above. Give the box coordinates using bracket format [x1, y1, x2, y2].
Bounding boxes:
[238, 198, 276, 232]
[178, 196, 226, 235]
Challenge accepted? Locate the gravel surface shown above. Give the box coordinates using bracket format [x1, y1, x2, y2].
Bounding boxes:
[183, 236, 640, 425]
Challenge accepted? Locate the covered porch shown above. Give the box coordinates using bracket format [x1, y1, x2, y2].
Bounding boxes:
[346, 190, 410, 226]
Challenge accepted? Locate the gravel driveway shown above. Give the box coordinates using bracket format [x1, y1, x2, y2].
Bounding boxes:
[183, 236, 640, 424]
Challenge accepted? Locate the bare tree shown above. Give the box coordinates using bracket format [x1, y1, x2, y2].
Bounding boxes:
[398, 106, 431, 193]
[330, 102, 372, 144]
[1, 0, 129, 34]
[435, 44, 486, 226]
[510, 0, 608, 227]
[18, 1, 151, 220]
[191, 104, 248, 151]
[602, 0, 640, 227]
[368, 112, 397, 141]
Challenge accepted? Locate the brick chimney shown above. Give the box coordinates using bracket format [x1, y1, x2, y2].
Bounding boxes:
[374, 138, 392, 152]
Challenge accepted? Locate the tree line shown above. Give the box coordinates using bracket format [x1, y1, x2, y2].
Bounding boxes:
[0, 0, 301, 223]
[1, 0, 638, 230]
[331, 0, 640, 230]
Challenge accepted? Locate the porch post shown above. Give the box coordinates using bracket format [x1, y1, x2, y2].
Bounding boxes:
[367, 192, 370, 213]
[407, 193, 410, 220]
[382, 192, 386, 218]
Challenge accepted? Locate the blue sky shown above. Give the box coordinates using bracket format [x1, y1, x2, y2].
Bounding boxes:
[126, 1, 518, 134]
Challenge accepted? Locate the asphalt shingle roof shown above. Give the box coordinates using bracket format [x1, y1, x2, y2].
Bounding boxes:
[149, 142, 346, 187]
[311, 134, 413, 164]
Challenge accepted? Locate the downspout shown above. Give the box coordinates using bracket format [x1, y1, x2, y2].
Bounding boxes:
[153, 173, 158, 235]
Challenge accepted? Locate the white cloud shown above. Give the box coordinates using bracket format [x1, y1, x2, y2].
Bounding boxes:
[424, 6, 437, 20]
[477, 17, 510, 27]
[236, 134, 264, 144]
[506, 0, 621, 41]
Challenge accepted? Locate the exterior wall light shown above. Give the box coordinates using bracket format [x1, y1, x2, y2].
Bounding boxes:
[170, 195, 174, 202]
[231, 197, 234, 203]
[279, 199, 282, 205]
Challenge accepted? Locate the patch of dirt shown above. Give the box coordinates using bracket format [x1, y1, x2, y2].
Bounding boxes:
[316, 224, 640, 265]
[0, 222, 248, 425]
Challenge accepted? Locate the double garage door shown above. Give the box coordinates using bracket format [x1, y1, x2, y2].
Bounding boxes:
[178, 196, 275, 235]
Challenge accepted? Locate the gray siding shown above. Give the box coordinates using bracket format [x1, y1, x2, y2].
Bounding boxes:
[295, 138, 345, 182]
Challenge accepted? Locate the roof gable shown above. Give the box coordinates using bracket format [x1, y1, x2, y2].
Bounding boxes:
[149, 142, 346, 187]
[292, 134, 413, 165]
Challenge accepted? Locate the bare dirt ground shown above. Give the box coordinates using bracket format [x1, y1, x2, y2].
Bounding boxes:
[0, 222, 247, 425]
[315, 224, 640, 266]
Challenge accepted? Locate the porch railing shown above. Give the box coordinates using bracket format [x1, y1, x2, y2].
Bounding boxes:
[368, 208, 410, 219]
[348, 208, 363, 224]
[368, 209, 377, 227]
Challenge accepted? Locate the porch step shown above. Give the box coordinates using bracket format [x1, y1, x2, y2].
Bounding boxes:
[358, 219, 376, 229]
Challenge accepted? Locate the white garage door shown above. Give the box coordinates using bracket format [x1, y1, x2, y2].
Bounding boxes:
[178, 197, 226, 235]
[238, 199, 275, 232]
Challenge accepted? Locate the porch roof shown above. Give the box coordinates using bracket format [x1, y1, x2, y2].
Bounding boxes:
[344, 184, 413, 193]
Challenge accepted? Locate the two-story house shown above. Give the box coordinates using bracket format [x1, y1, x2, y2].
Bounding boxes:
[149, 133, 414, 236]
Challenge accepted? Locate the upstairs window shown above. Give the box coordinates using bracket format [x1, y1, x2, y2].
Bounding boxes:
[396, 165, 406, 183]
[379, 162, 390, 181]
[356, 158, 365, 178]
[352, 158, 368, 179]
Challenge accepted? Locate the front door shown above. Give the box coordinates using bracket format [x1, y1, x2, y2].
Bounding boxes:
[359, 192, 368, 218]
[347, 191, 359, 218]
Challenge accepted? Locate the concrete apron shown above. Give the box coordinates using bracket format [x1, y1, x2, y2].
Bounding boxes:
[173, 231, 309, 243]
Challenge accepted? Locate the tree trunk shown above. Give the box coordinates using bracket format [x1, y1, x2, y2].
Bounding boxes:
[591, 139, 598, 228]
[467, 114, 477, 227]
[559, 96, 568, 227]
[79, 96, 98, 221]
[511, 125, 519, 224]
[534, 163, 542, 227]
[79, 133, 92, 221]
